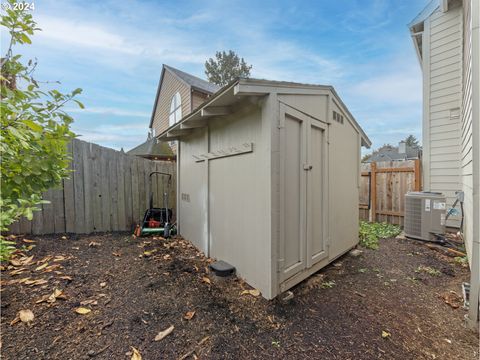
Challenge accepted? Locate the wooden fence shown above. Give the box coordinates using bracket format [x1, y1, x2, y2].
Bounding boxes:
[359, 159, 421, 226]
[9, 139, 176, 235]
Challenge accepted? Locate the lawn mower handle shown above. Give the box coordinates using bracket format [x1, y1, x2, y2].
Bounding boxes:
[149, 172, 172, 210]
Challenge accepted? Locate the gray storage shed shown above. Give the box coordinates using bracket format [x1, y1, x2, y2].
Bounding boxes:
[158, 78, 371, 299]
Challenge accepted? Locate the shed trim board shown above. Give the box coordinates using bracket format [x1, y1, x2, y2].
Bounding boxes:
[159, 78, 370, 299]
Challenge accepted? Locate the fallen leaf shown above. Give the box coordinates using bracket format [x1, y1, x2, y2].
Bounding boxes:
[35, 262, 49, 272]
[131, 347, 142, 360]
[184, 311, 196, 320]
[22, 239, 36, 243]
[59, 275, 73, 281]
[61, 236, 67, 240]
[163, 254, 171, 260]
[75, 307, 91, 315]
[43, 264, 62, 273]
[10, 317, 20, 326]
[9, 268, 27, 276]
[112, 252, 121, 257]
[9, 258, 22, 267]
[241, 289, 261, 297]
[89, 241, 101, 247]
[202, 277, 211, 285]
[20, 256, 34, 266]
[18, 309, 34, 323]
[53, 256, 66, 262]
[80, 299, 98, 306]
[24, 278, 48, 286]
[440, 291, 462, 309]
[154, 325, 174, 341]
[37, 256, 53, 264]
[100, 282, 107, 288]
[36, 288, 65, 304]
[382, 330, 391, 339]
[49, 288, 65, 302]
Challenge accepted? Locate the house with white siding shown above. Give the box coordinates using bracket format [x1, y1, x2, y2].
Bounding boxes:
[409, 0, 479, 329]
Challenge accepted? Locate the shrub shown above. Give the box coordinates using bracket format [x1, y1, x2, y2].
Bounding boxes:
[358, 221, 401, 250]
[0, 0, 82, 260]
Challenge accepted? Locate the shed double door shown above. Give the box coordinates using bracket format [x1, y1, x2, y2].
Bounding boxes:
[280, 105, 328, 282]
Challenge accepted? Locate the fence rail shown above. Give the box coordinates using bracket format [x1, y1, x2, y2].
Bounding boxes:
[9, 139, 176, 235]
[359, 159, 421, 226]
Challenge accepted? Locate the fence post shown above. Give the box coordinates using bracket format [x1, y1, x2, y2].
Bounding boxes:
[370, 162, 377, 223]
[414, 159, 421, 191]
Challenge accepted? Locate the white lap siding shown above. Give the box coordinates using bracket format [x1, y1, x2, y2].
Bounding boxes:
[424, 5, 463, 227]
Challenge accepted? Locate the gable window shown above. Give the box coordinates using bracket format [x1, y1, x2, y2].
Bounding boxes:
[169, 92, 182, 126]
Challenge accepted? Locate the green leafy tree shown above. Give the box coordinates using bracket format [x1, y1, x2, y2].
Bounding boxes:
[404, 134, 421, 149]
[205, 50, 252, 86]
[0, 0, 83, 260]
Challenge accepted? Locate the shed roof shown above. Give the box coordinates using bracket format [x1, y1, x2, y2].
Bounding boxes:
[157, 78, 371, 148]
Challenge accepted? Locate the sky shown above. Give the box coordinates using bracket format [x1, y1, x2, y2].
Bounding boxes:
[1, 0, 430, 152]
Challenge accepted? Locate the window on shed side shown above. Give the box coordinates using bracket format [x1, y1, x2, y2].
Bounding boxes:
[169, 92, 182, 126]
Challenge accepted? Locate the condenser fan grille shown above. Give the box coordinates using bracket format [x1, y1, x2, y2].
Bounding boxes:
[405, 196, 422, 237]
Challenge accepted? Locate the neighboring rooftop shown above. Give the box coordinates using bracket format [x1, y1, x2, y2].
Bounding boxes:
[127, 135, 175, 161]
[164, 65, 220, 94]
[364, 141, 421, 163]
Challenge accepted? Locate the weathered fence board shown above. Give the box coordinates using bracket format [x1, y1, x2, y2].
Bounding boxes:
[359, 160, 421, 226]
[9, 138, 176, 235]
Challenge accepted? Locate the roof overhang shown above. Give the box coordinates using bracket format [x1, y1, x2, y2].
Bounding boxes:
[157, 78, 371, 148]
[408, 0, 456, 65]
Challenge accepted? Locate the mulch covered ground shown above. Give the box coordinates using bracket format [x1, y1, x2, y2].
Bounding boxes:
[1, 232, 478, 359]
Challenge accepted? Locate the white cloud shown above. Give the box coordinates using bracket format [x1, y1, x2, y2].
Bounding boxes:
[348, 69, 422, 105]
[67, 106, 151, 118]
[36, 16, 141, 55]
[72, 124, 148, 151]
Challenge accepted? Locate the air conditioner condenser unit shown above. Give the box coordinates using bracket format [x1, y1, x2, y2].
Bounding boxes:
[404, 192, 446, 241]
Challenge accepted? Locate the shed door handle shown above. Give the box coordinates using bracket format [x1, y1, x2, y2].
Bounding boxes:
[303, 165, 313, 171]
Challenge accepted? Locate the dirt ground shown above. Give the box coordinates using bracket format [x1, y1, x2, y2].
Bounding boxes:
[1, 232, 478, 359]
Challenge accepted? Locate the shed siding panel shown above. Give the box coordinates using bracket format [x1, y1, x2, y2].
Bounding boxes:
[424, 6, 463, 227]
[178, 129, 208, 252]
[208, 103, 271, 296]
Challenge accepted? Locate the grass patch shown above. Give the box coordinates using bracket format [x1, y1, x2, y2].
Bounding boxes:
[416, 265, 441, 276]
[359, 221, 402, 250]
[454, 256, 468, 266]
[320, 280, 336, 289]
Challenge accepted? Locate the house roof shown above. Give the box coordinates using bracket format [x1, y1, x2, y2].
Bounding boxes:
[408, 0, 440, 28]
[164, 65, 220, 94]
[364, 145, 421, 163]
[157, 77, 372, 148]
[149, 64, 220, 128]
[127, 137, 175, 160]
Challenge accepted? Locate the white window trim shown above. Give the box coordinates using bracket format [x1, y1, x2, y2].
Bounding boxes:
[169, 92, 182, 127]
